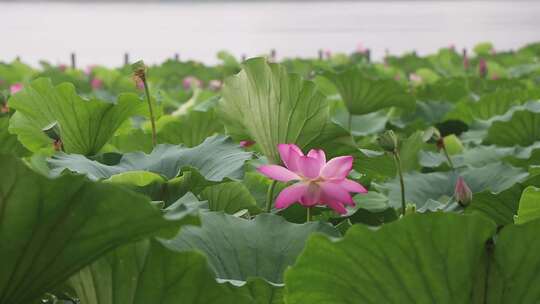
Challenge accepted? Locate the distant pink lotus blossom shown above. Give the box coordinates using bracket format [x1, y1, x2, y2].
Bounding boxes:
[448, 44, 456, 51]
[258, 144, 367, 214]
[209, 79, 222, 91]
[10, 83, 23, 94]
[478, 59, 488, 78]
[182, 76, 203, 90]
[356, 43, 367, 54]
[324, 50, 332, 59]
[91, 78, 103, 90]
[491, 74, 499, 80]
[463, 49, 470, 70]
[85, 65, 97, 75]
[59, 64, 67, 72]
[136, 79, 145, 90]
[409, 73, 423, 84]
[454, 176, 472, 206]
[240, 140, 255, 148]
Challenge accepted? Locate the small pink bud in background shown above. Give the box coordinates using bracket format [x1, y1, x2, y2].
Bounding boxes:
[209, 80, 222, 91]
[409, 73, 423, 84]
[454, 176, 473, 206]
[91, 78, 103, 90]
[10, 83, 23, 94]
[324, 50, 332, 59]
[478, 59, 488, 78]
[59, 64, 67, 72]
[85, 65, 97, 75]
[394, 74, 401, 81]
[491, 74, 499, 80]
[490, 48, 497, 55]
[239, 140, 255, 148]
[182, 76, 203, 90]
[448, 44, 456, 51]
[463, 49, 469, 70]
[356, 43, 367, 54]
[135, 79, 145, 90]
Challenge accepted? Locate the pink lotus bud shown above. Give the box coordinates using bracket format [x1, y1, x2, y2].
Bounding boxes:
[10, 83, 23, 94]
[209, 80, 222, 91]
[463, 49, 469, 70]
[59, 64, 67, 72]
[491, 74, 499, 80]
[448, 44, 456, 51]
[324, 50, 332, 59]
[454, 176, 472, 206]
[356, 43, 367, 54]
[91, 78, 103, 90]
[478, 59, 488, 78]
[239, 140, 255, 148]
[134, 78, 145, 90]
[85, 65, 97, 75]
[409, 73, 423, 84]
[182, 76, 202, 90]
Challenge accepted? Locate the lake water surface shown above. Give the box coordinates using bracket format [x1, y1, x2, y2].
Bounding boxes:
[2, 1, 540, 67]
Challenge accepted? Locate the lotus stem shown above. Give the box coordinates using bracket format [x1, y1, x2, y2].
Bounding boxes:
[265, 180, 278, 213]
[307, 207, 312, 222]
[393, 151, 406, 216]
[141, 78, 157, 147]
[442, 144, 455, 170]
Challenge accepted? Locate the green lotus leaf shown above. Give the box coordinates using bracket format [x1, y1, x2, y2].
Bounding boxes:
[48, 135, 251, 181]
[201, 181, 262, 214]
[68, 240, 249, 304]
[379, 162, 528, 209]
[8, 78, 144, 155]
[219, 57, 329, 164]
[514, 186, 540, 224]
[0, 116, 28, 156]
[487, 218, 540, 303]
[324, 68, 415, 115]
[285, 213, 496, 304]
[483, 101, 540, 147]
[157, 109, 223, 147]
[162, 212, 340, 285]
[0, 154, 194, 304]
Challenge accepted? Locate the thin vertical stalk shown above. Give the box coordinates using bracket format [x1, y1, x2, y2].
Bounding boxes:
[265, 180, 278, 213]
[441, 145, 455, 170]
[393, 151, 406, 216]
[306, 207, 312, 222]
[141, 79, 157, 147]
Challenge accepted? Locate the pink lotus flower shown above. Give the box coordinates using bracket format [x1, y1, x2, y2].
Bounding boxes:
[240, 140, 255, 148]
[454, 176, 472, 206]
[182, 76, 202, 90]
[91, 78, 103, 90]
[409, 73, 423, 84]
[356, 43, 367, 54]
[209, 79, 222, 91]
[479, 58, 488, 78]
[59, 64, 67, 72]
[10, 83, 23, 94]
[85, 65, 97, 75]
[258, 144, 367, 214]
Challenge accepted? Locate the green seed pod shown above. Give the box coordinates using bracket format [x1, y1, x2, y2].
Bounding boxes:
[377, 130, 399, 153]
